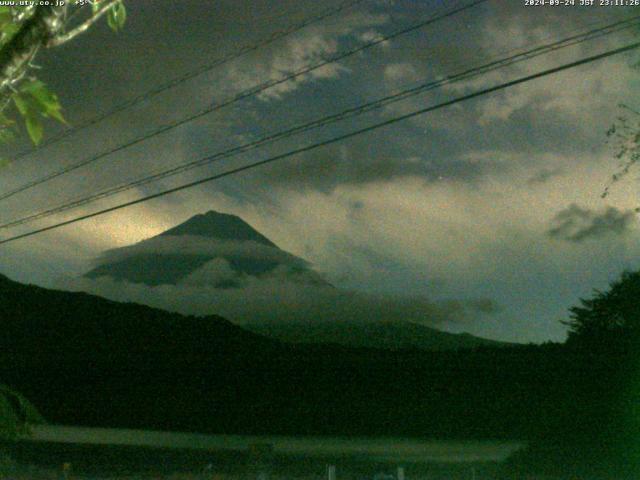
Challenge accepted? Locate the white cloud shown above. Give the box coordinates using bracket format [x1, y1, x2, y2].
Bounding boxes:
[222, 11, 389, 100]
[443, 17, 640, 126]
[180, 258, 238, 287]
[384, 62, 421, 86]
[359, 30, 389, 47]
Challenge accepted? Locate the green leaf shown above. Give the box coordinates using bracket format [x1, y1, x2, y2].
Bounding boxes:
[12, 92, 29, 117]
[107, 1, 126, 32]
[0, 12, 12, 26]
[12, 88, 56, 145]
[20, 80, 67, 124]
[25, 112, 43, 145]
[0, 22, 19, 42]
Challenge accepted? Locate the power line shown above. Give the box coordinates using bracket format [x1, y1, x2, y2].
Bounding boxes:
[1, 14, 638, 230]
[1, 40, 638, 246]
[6, 0, 368, 161]
[0, 0, 484, 201]
[0, 0, 489, 203]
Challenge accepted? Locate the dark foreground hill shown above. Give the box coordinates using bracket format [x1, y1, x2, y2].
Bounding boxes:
[0, 272, 632, 469]
[0, 273, 276, 356]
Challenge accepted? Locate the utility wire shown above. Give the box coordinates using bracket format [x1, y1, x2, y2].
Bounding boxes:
[5, 0, 368, 160]
[0, 0, 488, 203]
[1, 40, 638, 246]
[1, 15, 638, 230]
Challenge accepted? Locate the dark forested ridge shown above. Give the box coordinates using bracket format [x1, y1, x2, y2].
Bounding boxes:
[0, 272, 637, 477]
[244, 320, 510, 351]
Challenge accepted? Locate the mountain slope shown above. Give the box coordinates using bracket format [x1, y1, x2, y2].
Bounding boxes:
[244, 320, 509, 351]
[82, 210, 506, 351]
[84, 210, 314, 287]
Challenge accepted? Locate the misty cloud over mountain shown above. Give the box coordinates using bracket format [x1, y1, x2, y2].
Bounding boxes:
[85, 211, 324, 287]
[88, 236, 322, 286]
[63, 275, 499, 328]
[69, 210, 500, 328]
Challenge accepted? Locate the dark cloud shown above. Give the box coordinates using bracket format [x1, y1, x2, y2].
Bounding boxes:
[465, 298, 502, 315]
[547, 204, 637, 243]
[527, 167, 564, 186]
[246, 130, 431, 192]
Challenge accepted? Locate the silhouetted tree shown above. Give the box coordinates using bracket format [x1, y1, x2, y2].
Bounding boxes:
[564, 269, 640, 352]
[0, 384, 45, 472]
[0, 385, 44, 441]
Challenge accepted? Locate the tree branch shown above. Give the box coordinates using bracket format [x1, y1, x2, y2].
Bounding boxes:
[47, 0, 121, 47]
[0, 6, 66, 97]
[12, 5, 37, 25]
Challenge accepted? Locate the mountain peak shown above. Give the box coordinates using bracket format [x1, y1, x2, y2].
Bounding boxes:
[84, 210, 307, 286]
[159, 210, 276, 247]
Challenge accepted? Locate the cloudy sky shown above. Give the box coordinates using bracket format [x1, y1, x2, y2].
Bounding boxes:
[0, 0, 639, 342]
